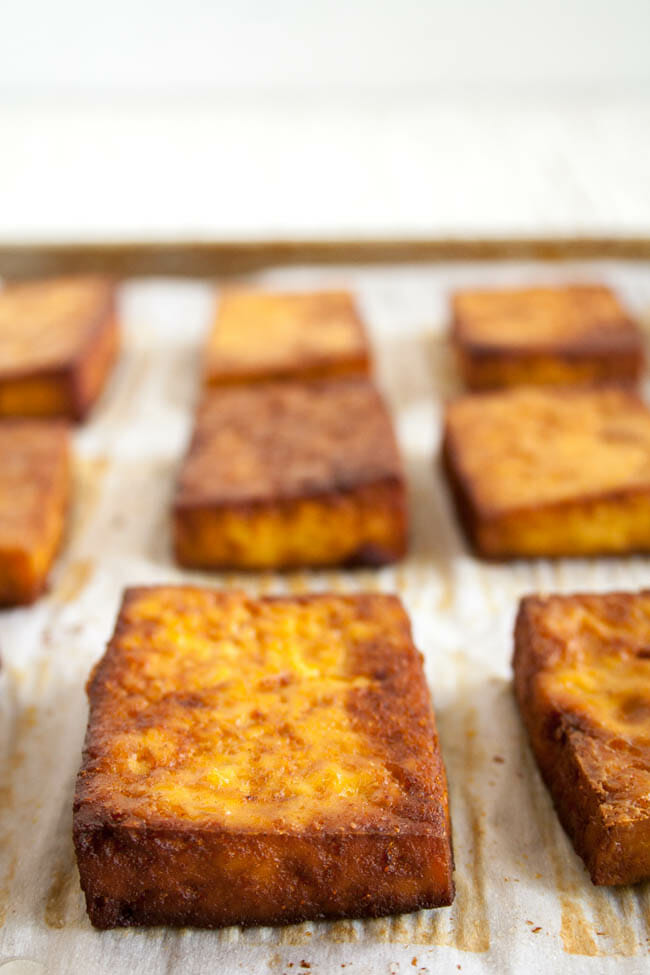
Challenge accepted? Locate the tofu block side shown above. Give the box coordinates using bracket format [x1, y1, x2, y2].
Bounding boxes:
[174, 479, 407, 569]
[0, 276, 120, 421]
[451, 285, 644, 391]
[513, 593, 650, 885]
[442, 386, 650, 559]
[174, 380, 408, 569]
[73, 587, 454, 927]
[74, 827, 452, 929]
[204, 290, 371, 386]
[454, 343, 643, 391]
[0, 421, 71, 604]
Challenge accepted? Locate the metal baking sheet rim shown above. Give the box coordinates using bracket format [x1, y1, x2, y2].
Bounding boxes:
[1, 235, 650, 279]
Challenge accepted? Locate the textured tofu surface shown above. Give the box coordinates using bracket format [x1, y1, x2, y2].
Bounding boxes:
[514, 591, 650, 885]
[174, 379, 407, 568]
[73, 586, 454, 928]
[0, 275, 119, 419]
[443, 385, 650, 557]
[204, 290, 371, 385]
[0, 420, 70, 604]
[452, 284, 643, 389]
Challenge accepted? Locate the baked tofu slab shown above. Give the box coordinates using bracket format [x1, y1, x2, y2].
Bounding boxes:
[204, 290, 371, 386]
[0, 420, 70, 605]
[443, 385, 650, 559]
[452, 284, 643, 390]
[514, 591, 650, 886]
[73, 587, 454, 928]
[174, 379, 407, 569]
[0, 275, 120, 420]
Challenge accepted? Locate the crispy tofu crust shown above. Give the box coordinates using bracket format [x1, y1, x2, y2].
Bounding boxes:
[203, 290, 371, 386]
[0, 275, 120, 420]
[442, 385, 650, 559]
[514, 591, 650, 885]
[73, 587, 454, 928]
[0, 420, 71, 604]
[174, 379, 407, 569]
[452, 285, 643, 390]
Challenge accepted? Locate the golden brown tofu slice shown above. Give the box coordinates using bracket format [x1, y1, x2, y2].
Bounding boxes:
[0, 275, 120, 420]
[443, 385, 650, 558]
[174, 378, 407, 569]
[452, 284, 643, 390]
[0, 420, 71, 605]
[514, 591, 650, 885]
[203, 290, 371, 386]
[73, 586, 454, 928]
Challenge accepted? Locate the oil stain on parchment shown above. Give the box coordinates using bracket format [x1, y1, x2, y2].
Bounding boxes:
[518, 698, 638, 956]
[44, 854, 79, 930]
[53, 558, 94, 605]
[0, 699, 38, 926]
[70, 456, 110, 546]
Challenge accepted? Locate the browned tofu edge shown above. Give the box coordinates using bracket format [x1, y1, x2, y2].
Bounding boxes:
[513, 594, 650, 885]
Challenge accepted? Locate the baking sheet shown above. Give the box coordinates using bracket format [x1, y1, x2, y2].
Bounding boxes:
[1, 260, 650, 975]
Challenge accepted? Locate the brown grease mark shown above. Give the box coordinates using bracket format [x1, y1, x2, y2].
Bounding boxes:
[70, 455, 109, 543]
[34, 656, 50, 697]
[411, 908, 452, 946]
[477, 567, 497, 616]
[587, 889, 637, 956]
[109, 352, 151, 429]
[559, 896, 599, 956]
[325, 571, 344, 593]
[634, 884, 650, 939]
[327, 920, 360, 943]
[391, 914, 414, 943]
[434, 661, 489, 953]
[255, 573, 275, 596]
[287, 572, 309, 595]
[447, 702, 490, 953]
[54, 557, 94, 604]
[363, 916, 390, 941]
[0, 703, 41, 925]
[222, 573, 244, 592]
[517, 687, 641, 956]
[278, 923, 313, 946]
[0, 853, 16, 926]
[353, 570, 379, 593]
[517, 698, 604, 956]
[44, 859, 77, 929]
[394, 566, 408, 595]
[436, 560, 454, 611]
[452, 810, 490, 953]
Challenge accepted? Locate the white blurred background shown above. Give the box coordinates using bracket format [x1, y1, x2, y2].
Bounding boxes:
[1, 0, 649, 241]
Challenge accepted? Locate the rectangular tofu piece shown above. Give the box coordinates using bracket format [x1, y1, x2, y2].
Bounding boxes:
[452, 284, 643, 390]
[443, 385, 650, 558]
[0, 420, 70, 604]
[204, 290, 371, 386]
[0, 275, 120, 420]
[174, 378, 407, 569]
[514, 591, 650, 885]
[73, 587, 454, 928]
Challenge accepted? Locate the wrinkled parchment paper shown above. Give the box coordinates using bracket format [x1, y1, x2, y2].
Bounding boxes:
[1, 260, 650, 975]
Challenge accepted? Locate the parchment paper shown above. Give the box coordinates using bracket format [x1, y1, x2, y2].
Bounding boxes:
[1, 260, 650, 975]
